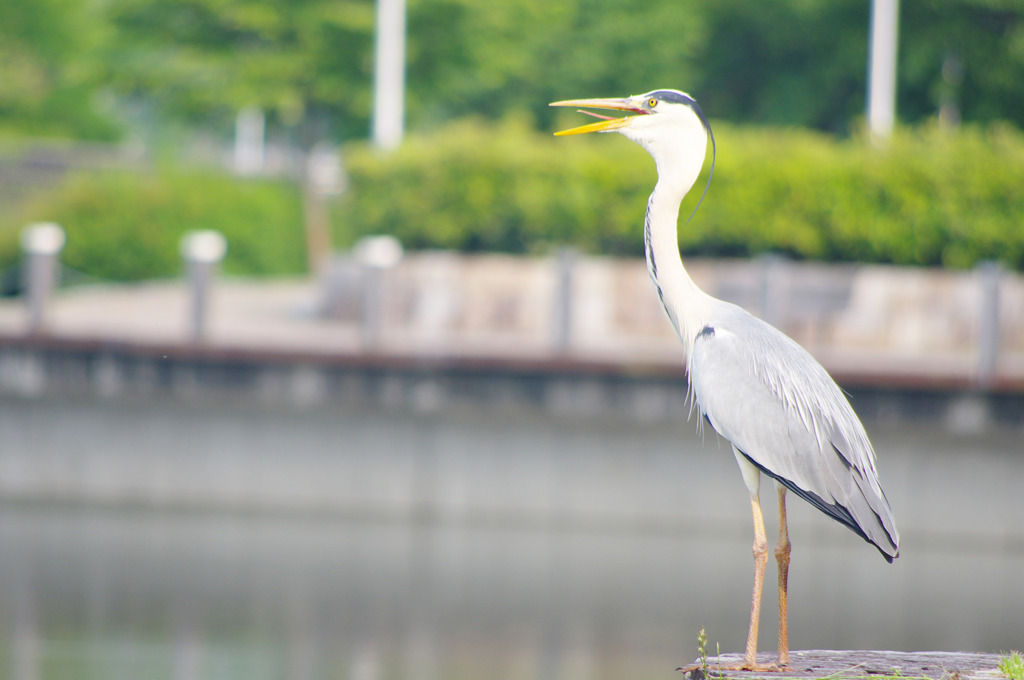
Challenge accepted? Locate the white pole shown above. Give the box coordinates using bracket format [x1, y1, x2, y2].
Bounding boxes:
[867, 0, 899, 141]
[373, 0, 406, 150]
[233, 106, 265, 176]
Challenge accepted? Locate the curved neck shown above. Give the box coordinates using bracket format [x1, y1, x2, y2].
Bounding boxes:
[643, 178, 714, 351]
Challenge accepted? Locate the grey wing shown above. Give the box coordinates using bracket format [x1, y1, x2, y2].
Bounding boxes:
[688, 311, 900, 561]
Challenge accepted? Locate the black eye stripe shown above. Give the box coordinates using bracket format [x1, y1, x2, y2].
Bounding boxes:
[647, 89, 697, 107]
[638, 89, 715, 229]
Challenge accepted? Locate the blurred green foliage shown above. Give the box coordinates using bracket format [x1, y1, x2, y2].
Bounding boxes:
[335, 118, 1024, 270]
[3, 118, 1023, 282]
[0, 168, 306, 281]
[106, 0, 1024, 137]
[3, 0, 1024, 277]
[0, 0, 119, 139]
[6, 0, 1024, 140]
[102, 0, 376, 142]
[333, 117, 655, 255]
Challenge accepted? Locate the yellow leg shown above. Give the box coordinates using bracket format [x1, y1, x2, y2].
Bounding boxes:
[742, 492, 770, 670]
[775, 486, 791, 667]
[677, 486, 783, 674]
[684, 452, 783, 673]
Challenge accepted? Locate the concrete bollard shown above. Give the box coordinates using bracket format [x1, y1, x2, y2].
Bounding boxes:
[976, 260, 1002, 389]
[551, 247, 577, 354]
[21, 222, 66, 334]
[353, 235, 403, 349]
[180, 231, 227, 343]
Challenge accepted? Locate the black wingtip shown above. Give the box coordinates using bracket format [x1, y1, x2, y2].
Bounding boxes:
[738, 449, 900, 563]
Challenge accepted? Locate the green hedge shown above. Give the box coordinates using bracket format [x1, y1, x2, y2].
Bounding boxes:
[333, 117, 657, 256]
[3, 118, 1023, 284]
[336, 118, 1024, 270]
[1, 167, 307, 281]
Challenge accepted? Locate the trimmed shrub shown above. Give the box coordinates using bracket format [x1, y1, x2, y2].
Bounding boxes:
[1, 166, 307, 281]
[332, 116, 656, 256]
[4, 118, 1023, 284]
[336, 118, 1024, 270]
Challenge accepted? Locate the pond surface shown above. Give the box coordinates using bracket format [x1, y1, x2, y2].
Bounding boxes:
[0, 397, 1021, 680]
[0, 498, 1021, 680]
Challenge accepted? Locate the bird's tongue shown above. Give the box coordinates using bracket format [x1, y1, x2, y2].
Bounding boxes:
[580, 111, 618, 121]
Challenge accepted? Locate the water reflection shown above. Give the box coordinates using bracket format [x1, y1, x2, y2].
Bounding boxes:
[1, 499, 1021, 680]
[0, 393, 1022, 680]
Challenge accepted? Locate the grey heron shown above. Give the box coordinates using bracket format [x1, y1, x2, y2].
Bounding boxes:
[550, 90, 899, 671]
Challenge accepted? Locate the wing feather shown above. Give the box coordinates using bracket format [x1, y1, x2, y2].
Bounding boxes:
[688, 303, 899, 561]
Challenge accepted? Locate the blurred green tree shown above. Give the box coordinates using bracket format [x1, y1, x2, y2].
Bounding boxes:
[406, 0, 1024, 134]
[104, 0, 376, 143]
[0, 0, 119, 139]
[5, 0, 1024, 140]
[686, 0, 869, 133]
[899, 0, 1024, 128]
[406, 0, 704, 129]
[103, 0, 380, 271]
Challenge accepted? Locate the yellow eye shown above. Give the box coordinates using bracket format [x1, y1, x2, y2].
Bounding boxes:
[648, 98, 658, 108]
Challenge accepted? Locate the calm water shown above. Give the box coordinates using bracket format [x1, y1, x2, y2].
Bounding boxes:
[0, 400, 1022, 680]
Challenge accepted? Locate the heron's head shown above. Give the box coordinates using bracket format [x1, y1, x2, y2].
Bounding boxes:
[551, 89, 715, 204]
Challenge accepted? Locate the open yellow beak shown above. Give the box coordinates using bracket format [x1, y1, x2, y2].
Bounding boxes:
[549, 97, 648, 136]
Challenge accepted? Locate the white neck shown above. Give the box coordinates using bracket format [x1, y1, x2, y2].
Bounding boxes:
[613, 103, 717, 354]
[643, 177, 715, 354]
